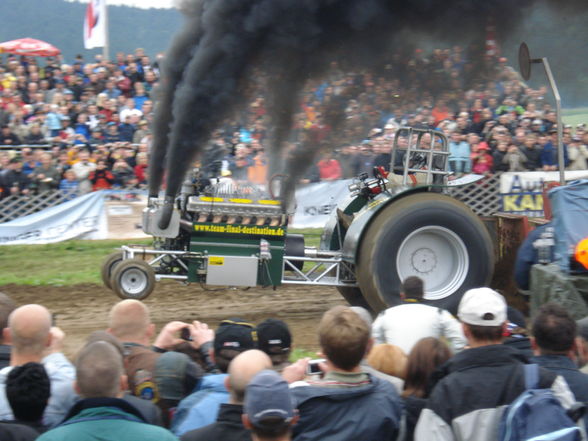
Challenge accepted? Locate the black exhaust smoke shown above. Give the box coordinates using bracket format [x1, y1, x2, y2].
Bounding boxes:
[153, 0, 581, 227]
[148, 0, 205, 199]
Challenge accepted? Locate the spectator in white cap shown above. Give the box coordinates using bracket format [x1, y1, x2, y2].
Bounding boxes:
[415, 288, 576, 441]
[242, 370, 298, 441]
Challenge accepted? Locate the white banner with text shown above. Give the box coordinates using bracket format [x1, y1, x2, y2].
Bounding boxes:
[0, 191, 108, 245]
[291, 179, 353, 228]
[0, 180, 360, 244]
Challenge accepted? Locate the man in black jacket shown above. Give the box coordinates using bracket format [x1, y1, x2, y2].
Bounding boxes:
[415, 288, 575, 441]
[521, 133, 542, 170]
[181, 349, 272, 441]
[242, 370, 298, 441]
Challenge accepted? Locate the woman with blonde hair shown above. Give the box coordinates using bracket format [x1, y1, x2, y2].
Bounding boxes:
[367, 343, 407, 380]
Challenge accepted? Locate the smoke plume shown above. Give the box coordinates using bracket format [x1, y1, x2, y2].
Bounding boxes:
[152, 0, 583, 220]
[148, 0, 205, 197]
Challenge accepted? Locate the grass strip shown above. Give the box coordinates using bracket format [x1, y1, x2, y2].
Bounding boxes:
[0, 229, 322, 286]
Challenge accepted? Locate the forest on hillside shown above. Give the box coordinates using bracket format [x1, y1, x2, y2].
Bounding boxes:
[0, 0, 181, 61]
[0, 0, 587, 105]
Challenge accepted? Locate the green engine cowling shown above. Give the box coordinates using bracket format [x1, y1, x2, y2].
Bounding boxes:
[188, 222, 286, 287]
[183, 195, 289, 287]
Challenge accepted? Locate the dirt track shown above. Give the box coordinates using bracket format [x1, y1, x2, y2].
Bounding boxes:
[0, 282, 345, 358]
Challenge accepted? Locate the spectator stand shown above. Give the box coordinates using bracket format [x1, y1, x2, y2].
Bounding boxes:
[1, 46, 586, 230]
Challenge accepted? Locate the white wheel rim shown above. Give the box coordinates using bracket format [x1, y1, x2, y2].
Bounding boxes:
[396, 226, 469, 300]
[120, 267, 148, 297]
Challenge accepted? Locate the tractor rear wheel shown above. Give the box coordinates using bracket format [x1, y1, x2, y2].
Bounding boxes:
[337, 286, 374, 313]
[111, 259, 156, 300]
[101, 251, 124, 290]
[356, 192, 493, 314]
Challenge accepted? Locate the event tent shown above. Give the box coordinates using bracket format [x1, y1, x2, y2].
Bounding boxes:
[0, 38, 60, 57]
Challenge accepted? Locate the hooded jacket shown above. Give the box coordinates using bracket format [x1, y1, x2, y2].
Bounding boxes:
[414, 344, 576, 441]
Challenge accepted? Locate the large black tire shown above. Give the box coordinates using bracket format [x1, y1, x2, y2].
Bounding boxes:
[111, 259, 156, 300]
[284, 234, 305, 272]
[101, 251, 124, 290]
[337, 286, 374, 313]
[356, 192, 493, 314]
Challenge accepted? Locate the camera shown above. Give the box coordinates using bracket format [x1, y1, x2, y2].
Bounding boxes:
[306, 359, 325, 376]
[180, 327, 192, 341]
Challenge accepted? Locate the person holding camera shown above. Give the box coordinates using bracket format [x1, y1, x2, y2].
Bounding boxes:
[106, 300, 214, 423]
[172, 319, 258, 436]
[282, 306, 404, 441]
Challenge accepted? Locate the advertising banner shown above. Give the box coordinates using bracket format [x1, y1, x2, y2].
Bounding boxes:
[499, 171, 588, 216]
[0, 191, 107, 245]
[291, 179, 353, 228]
[1, 179, 392, 243]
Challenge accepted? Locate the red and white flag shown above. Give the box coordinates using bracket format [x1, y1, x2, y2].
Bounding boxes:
[84, 0, 107, 49]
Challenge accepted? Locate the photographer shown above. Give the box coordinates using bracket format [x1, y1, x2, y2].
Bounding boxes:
[282, 306, 403, 441]
[107, 300, 215, 425]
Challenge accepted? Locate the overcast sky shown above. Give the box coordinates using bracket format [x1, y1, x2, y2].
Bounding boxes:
[70, 0, 175, 9]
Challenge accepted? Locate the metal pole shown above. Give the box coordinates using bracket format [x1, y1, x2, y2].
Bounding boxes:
[102, 0, 109, 62]
[539, 57, 564, 185]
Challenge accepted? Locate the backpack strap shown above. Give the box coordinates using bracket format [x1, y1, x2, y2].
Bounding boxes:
[524, 363, 539, 390]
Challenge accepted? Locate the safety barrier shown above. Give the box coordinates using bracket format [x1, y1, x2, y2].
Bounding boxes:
[448, 174, 502, 217]
[0, 190, 79, 223]
[0, 174, 506, 225]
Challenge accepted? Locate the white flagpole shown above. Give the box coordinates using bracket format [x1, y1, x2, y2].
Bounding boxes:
[103, 0, 109, 62]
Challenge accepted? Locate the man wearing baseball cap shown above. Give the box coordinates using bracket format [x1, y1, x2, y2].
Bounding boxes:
[242, 370, 298, 441]
[256, 319, 292, 372]
[181, 350, 272, 441]
[415, 288, 576, 441]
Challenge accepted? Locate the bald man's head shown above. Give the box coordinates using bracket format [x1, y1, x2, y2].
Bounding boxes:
[7, 305, 52, 356]
[108, 300, 153, 342]
[76, 341, 125, 398]
[227, 349, 272, 404]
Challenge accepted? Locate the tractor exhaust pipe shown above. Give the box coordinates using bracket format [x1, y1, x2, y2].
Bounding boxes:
[157, 196, 175, 230]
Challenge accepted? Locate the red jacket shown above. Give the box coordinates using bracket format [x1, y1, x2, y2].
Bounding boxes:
[89, 169, 114, 190]
[318, 159, 342, 180]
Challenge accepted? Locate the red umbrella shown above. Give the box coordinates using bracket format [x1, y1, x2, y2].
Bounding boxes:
[0, 38, 60, 57]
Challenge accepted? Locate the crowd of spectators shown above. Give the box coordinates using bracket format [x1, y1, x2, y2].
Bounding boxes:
[2, 283, 588, 440]
[1, 46, 588, 203]
[0, 49, 155, 200]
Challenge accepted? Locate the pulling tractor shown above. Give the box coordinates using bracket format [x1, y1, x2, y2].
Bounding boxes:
[102, 128, 494, 313]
